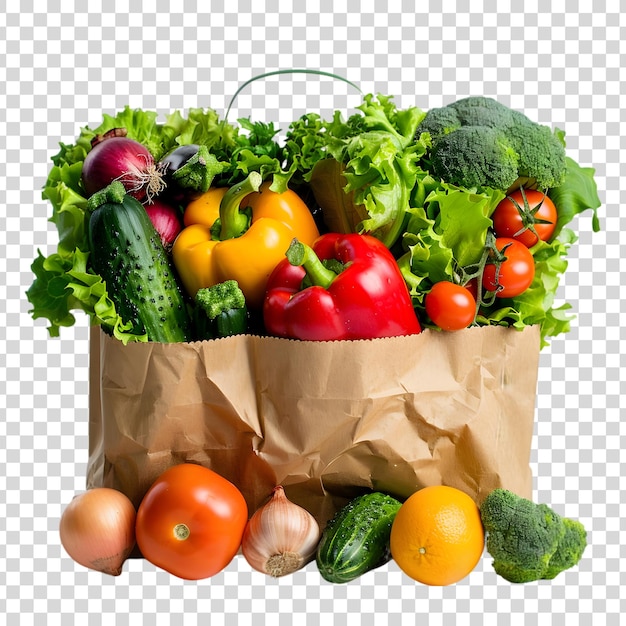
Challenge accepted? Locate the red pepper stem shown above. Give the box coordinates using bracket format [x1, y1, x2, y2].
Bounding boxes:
[219, 171, 263, 240]
[286, 238, 337, 290]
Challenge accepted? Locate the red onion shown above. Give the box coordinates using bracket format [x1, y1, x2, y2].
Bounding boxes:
[82, 135, 165, 202]
[144, 199, 183, 247]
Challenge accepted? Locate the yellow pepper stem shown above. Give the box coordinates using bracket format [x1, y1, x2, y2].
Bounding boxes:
[219, 171, 263, 240]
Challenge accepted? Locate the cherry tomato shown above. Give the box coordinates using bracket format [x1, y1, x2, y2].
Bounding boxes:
[135, 463, 248, 580]
[482, 237, 535, 298]
[492, 189, 557, 247]
[424, 281, 477, 331]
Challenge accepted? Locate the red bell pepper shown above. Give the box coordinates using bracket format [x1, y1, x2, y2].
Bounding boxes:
[263, 233, 422, 341]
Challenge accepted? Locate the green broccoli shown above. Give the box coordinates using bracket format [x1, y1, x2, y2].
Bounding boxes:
[429, 126, 521, 193]
[417, 94, 517, 138]
[193, 280, 248, 341]
[416, 96, 567, 192]
[542, 516, 588, 580]
[480, 488, 587, 583]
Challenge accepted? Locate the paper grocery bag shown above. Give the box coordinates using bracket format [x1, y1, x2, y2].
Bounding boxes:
[87, 324, 541, 525]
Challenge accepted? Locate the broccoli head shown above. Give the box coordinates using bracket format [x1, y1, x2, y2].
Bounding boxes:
[480, 489, 587, 583]
[416, 96, 567, 192]
[543, 517, 588, 580]
[193, 280, 248, 340]
[429, 126, 520, 191]
[417, 95, 517, 140]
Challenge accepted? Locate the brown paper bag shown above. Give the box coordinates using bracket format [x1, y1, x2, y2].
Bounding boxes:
[87, 324, 540, 525]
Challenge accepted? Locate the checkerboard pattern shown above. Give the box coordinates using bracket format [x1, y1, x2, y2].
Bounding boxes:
[1, 2, 624, 624]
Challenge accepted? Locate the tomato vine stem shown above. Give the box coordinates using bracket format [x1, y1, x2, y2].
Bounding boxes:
[456, 231, 507, 324]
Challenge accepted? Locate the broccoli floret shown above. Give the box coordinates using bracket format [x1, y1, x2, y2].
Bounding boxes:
[430, 126, 520, 191]
[416, 103, 465, 140]
[480, 489, 587, 583]
[416, 96, 567, 192]
[193, 280, 248, 340]
[543, 517, 588, 580]
[457, 96, 516, 126]
[503, 113, 567, 191]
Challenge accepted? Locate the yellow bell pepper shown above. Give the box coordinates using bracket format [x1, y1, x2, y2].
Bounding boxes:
[172, 172, 320, 309]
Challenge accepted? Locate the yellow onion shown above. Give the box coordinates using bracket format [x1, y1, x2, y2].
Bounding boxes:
[59, 487, 136, 576]
[241, 485, 321, 577]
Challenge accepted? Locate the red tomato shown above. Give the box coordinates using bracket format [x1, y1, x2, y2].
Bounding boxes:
[492, 189, 557, 247]
[482, 237, 535, 298]
[425, 281, 477, 331]
[135, 463, 248, 580]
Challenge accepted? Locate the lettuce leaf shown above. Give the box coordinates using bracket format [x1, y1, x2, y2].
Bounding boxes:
[287, 93, 428, 247]
[549, 156, 602, 236]
[426, 185, 505, 266]
[401, 206, 455, 292]
[328, 97, 429, 248]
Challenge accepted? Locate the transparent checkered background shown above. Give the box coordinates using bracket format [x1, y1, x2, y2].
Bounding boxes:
[1, 1, 624, 624]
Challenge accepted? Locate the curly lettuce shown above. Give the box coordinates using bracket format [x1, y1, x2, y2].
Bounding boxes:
[287, 94, 429, 247]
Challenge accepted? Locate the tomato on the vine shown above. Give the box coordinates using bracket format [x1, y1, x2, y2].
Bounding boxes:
[425, 281, 477, 331]
[135, 463, 248, 580]
[482, 237, 535, 298]
[492, 189, 557, 248]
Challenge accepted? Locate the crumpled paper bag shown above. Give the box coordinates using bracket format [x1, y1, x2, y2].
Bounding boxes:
[87, 324, 540, 525]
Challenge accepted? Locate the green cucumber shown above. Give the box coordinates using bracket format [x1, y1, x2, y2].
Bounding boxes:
[88, 182, 191, 343]
[316, 491, 402, 584]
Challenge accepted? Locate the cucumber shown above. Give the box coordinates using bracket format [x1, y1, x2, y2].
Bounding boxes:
[316, 492, 402, 584]
[87, 182, 191, 343]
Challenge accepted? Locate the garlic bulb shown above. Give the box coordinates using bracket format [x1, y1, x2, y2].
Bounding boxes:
[241, 485, 321, 577]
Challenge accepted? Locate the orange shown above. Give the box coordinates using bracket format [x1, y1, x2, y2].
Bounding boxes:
[390, 485, 485, 586]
